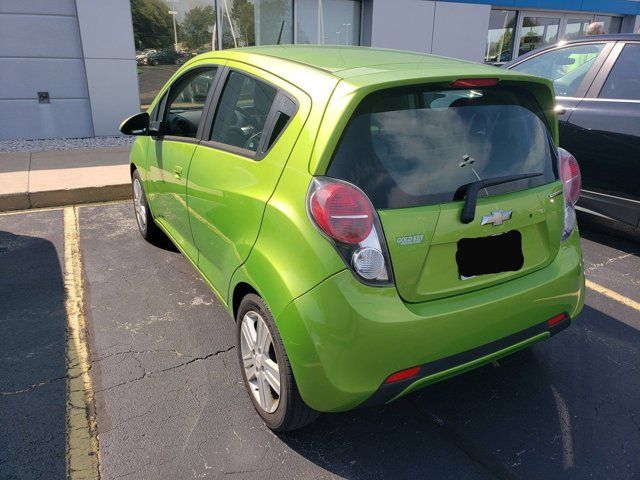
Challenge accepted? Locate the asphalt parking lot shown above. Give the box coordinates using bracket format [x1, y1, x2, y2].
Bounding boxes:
[1, 201, 638, 480]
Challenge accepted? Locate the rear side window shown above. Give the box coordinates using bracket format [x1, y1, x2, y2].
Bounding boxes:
[599, 44, 640, 100]
[210, 71, 277, 152]
[327, 86, 557, 209]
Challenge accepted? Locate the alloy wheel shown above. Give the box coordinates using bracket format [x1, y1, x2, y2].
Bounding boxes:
[240, 310, 281, 413]
[133, 178, 147, 231]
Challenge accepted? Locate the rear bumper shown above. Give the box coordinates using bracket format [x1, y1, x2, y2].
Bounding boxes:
[275, 233, 585, 412]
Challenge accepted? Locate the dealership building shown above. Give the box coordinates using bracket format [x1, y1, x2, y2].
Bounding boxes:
[1, 0, 639, 141]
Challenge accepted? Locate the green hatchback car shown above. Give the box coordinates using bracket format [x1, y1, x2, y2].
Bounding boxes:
[120, 46, 585, 431]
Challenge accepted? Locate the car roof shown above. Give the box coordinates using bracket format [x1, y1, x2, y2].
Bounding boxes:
[193, 45, 534, 92]
[558, 34, 640, 43]
[504, 34, 640, 67]
[197, 45, 501, 78]
[226, 45, 473, 74]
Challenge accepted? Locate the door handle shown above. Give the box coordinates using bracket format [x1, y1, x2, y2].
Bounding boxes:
[555, 105, 566, 116]
[173, 165, 183, 179]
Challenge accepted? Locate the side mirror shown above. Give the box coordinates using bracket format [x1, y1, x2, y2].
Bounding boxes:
[119, 112, 149, 136]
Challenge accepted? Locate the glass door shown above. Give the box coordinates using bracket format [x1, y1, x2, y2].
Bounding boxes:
[517, 12, 561, 57]
[563, 15, 595, 40]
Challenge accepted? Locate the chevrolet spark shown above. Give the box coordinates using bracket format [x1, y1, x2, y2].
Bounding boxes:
[120, 46, 585, 432]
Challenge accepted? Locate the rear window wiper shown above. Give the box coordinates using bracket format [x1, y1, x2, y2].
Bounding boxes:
[454, 173, 543, 224]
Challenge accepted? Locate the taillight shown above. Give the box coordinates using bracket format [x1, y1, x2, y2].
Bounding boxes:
[559, 147, 581, 205]
[310, 182, 373, 244]
[558, 148, 581, 241]
[308, 177, 393, 285]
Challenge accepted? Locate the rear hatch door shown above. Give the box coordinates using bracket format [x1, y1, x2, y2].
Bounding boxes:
[326, 82, 564, 302]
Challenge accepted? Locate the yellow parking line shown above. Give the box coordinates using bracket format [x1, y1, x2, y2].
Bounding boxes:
[586, 279, 640, 312]
[63, 206, 99, 480]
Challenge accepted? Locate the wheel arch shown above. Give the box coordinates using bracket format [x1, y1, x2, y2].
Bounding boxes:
[232, 281, 259, 320]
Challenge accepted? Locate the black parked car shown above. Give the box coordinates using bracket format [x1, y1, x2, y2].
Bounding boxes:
[147, 48, 185, 66]
[505, 35, 640, 228]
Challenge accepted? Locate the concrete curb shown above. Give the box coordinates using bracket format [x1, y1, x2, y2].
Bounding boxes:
[1, 184, 132, 212]
[0, 147, 132, 212]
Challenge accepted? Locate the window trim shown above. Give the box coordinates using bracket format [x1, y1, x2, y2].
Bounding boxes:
[199, 66, 299, 161]
[152, 65, 224, 144]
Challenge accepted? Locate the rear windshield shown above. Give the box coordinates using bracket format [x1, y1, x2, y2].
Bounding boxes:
[327, 86, 557, 209]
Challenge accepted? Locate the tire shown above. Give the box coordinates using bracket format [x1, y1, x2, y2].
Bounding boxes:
[131, 169, 162, 243]
[236, 294, 320, 432]
[152, 59, 159, 66]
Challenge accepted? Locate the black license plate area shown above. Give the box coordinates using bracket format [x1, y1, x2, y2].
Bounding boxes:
[456, 230, 524, 278]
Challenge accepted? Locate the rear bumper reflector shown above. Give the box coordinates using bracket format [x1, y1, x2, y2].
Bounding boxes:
[360, 313, 571, 408]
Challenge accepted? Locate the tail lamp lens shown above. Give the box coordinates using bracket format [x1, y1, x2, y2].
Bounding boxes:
[310, 182, 373, 244]
[308, 178, 393, 285]
[558, 148, 581, 241]
[559, 147, 581, 205]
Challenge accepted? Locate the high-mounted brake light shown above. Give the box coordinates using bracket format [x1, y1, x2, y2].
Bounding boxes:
[450, 78, 499, 88]
[385, 366, 421, 384]
[307, 178, 393, 286]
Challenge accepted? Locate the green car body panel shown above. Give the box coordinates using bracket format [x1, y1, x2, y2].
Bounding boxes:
[128, 46, 585, 413]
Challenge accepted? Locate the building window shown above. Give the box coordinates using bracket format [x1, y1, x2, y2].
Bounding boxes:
[132, 0, 362, 108]
[484, 9, 623, 65]
[594, 15, 623, 35]
[518, 15, 561, 57]
[485, 10, 517, 64]
[220, 0, 294, 49]
[295, 0, 361, 45]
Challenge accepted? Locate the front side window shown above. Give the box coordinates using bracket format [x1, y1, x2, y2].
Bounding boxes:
[327, 86, 556, 209]
[164, 68, 217, 138]
[210, 71, 277, 152]
[511, 43, 605, 97]
[599, 44, 640, 101]
[485, 10, 517, 65]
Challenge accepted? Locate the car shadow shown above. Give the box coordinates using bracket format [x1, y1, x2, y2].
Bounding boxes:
[0, 230, 67, 478]
[278, 305, 639, 479]
[578, 212, 640, 254]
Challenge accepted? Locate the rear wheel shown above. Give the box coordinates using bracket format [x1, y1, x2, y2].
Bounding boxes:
[132, 169, 162, 243]
[236, 294, 319, 431]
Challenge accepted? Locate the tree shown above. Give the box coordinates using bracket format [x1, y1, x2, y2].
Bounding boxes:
[181, 5, 216, 50]
[231, 0, 255, 47]
[130, 0, 174, 50]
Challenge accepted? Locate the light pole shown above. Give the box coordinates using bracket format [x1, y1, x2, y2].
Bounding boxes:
[168, 10, 178, 51]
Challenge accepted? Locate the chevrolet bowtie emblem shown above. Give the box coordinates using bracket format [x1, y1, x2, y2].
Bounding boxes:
[481, 210, 512, 226]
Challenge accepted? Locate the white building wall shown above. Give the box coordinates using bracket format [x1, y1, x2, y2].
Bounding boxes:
[431, 2, 490, 62]
[75, 0, 140, 137]
[370, 0, 436, 53]
[369, 0, 491, 63]
[0, 0, 93, 140]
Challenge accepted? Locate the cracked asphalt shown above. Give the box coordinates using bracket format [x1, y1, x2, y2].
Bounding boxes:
[1, 202, 638, 480]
